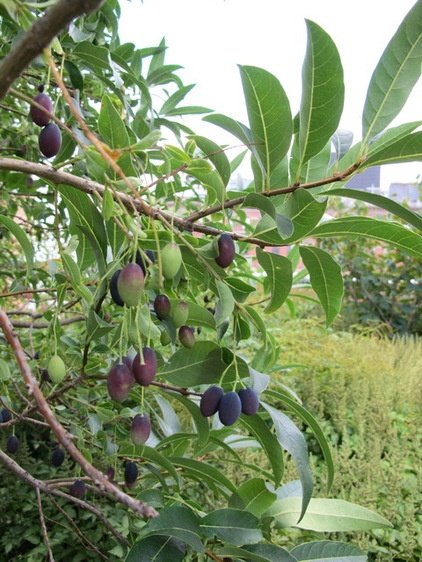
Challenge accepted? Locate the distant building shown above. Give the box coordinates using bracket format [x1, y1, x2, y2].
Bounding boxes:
[388, 183, 421, 207]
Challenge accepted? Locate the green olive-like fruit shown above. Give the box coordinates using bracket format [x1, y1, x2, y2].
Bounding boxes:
[47, 354, 66, 384]
[161, 242, 182, 280]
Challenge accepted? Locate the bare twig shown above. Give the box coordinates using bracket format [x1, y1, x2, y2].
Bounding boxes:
[0, 0, 105, 100]
[0, 306, 158, 519]
[36, 487, 55, 562]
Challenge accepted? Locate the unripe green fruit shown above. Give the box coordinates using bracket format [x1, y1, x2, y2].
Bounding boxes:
[117, 263, 144, 306]
[160, 330, 171, 346]
[172, 301, 189, 328]
[47, 354, 66, 384]
[161, 242, 182, 280]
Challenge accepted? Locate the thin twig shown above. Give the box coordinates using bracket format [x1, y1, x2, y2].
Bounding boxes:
[36, 487, 55, 562]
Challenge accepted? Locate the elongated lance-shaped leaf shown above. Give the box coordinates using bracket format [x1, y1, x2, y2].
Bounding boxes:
[311, 216, 422, 259]
[126, 536, 186, 562]
[299, 246, 344, 327]
[362, 131, 422, 167]
[290, 540, 367, 561]
[362, 1, 422, 143]
[0, 215, 34, 279]
[297, 20, 344, 177]
[238, 65, 292, 186]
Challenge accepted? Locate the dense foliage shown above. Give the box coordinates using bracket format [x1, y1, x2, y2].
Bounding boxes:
[0, 1, 421, 560]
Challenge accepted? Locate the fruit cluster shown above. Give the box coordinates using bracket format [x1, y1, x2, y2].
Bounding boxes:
[30, 85, 62, 158]
[200, 385, 259, 426]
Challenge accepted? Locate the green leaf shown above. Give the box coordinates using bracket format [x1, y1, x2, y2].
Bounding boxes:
[218, 544, 297, 562]
[189, 135, 232, 186]
[159, 341, 231, 388]
[261, 402, 313, 522]
[73, 41, 111, 73]
[215, 279, 235, 327]
[267, 497, 393, 532]
[265, 389, 334, 493]
[164, 393, 209, 447]
[290, 540, 367, 562]
[99, 94, 130, 149]
[243, 193, 293, 238]
[311, 216, 422, 259]
[160, 84, 195, 115]
[256, 248, 293, 313]
[238, 414, 284, 487]
[126, 535, 186, 562]
[169, 457, 236, 495]
[141, 506, 204, 553]
[239, 65, 292, 183]
[362, 1, 422, 142]
[325, 187, 422, 232]
[229, 478, 277, 518]
[201, 508, 262, 545]
[299, 246, 343, 326]
[298, 20, 344, 172]
[61, 253, 93, 306]
[0, 215, 34, 278]
[242, 305, 267, 343]
[203, 113, 252, 147]
[119, 445, 181, 485]
[186, 159, 225, 203]
[362, 131, 422, 167]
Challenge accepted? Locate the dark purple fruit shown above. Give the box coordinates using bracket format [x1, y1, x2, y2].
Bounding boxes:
[110, 269, 124, 306]
[200, 385, 224, 417]
[6, 435, 20, 454]
[105, 466, 115, 481]
[178, 325, 195, 348]
[117, 263, 144, 307]
[38, 122, 62, 158]
[172, 301, 189, 328]
[131, 414, 151, 445]
[218, 391, 242, 426]
[161, 242, 182, 280]
[132, 347, 157, 386]
[118, 355, 133, 372]
[69, 479, 86, 499]
[124, 461, 138, 485]
[52, 447, 65, 467]
[107, 362, 134, 402]
[154, 294, 171, 320]
[215, 233, 235, 268]
[1, 408, 12, 423]
[238, 387, 260, 415]
[136, 249, 155, 275]
[30, 92, 53, 126]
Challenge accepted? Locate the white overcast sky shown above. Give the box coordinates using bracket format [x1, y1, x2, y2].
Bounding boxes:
[119, 0, 421, 190]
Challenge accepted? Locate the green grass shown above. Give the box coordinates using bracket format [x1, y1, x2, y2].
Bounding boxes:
[268, 319, 422, 561]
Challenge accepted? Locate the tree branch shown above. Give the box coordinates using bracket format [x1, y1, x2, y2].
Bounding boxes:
[0, 0, 105, 100]
[0, 306, 158, 519]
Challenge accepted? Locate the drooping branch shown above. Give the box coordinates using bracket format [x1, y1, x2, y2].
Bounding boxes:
[0, 0, 105, 100]
[0, 306, 158, 519]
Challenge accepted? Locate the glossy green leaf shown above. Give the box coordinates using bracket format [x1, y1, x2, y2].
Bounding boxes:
[267, 497, 392, 532]
[215, 279, 235, 327]
[159, 342, 230, 386]
[201, 508, 262, 545]
[362, 1, 422, 142]
[290, 540, 367, 562]
[265, 389, 334, 493]
[239, 65, 292, 183]
[256, 248, 293, 313]
[229, 478, 277, 518]
[242, 305, 267, 342]
[141, 506, 204, 552]
[160, 84, 195, 115]
[99, 94, 130, 149]
[243, 193, 293, 238]
[0, 215, 34, 278]
[325, 187, 422, 232]
[299, 246, 343, 326]
[73, 41, 111, 72]
[203, 113, 252, 148]
[238, 413, 284, 487]
[298, 20, 344, 173]
[164, 393, 209, 447]
[311, 216, 422, 259]
[169, 457, 236, 495]
[362, 131, 422, 167]
[126, 536, 186, 562]
[189, 135, 232, 186]
[261, 402, 313, 522]
[186, 158, 225, 203]
[61, 252, 93, 306]
[253, 189, 327, 245]
[367, 121, 422, 155]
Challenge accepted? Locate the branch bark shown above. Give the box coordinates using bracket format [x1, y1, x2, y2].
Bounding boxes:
[0, 0, 105, 100]
[0, 306, 158, 519]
